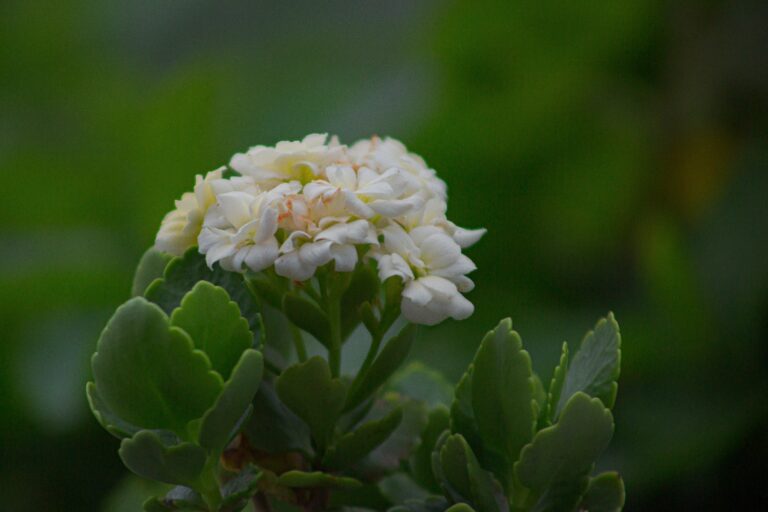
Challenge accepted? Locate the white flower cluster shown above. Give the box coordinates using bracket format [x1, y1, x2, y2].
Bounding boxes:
[155, 134, 485, 326]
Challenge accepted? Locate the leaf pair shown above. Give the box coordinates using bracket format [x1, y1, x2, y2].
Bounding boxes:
[88, 281, 264, 486]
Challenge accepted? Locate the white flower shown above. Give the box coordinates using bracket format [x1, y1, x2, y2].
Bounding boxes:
[230, 133, 344, 187]
[400, 197, 487, 249]
[199, 190, 280, 273]
[275, 218, 377, 281]
[348, 136, 447, 201]
[155, 167, 224, 256]
[372, 223, 477, 325]
[401, 276, 474, 326]
[303, 165, 422, 219]
[155, 133, 485, 327]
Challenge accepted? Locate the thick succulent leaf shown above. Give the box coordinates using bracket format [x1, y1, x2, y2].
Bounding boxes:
[323, 406, 403, 469]
[378, 473, 431, 504]
[119, 430, 207, 486]
[143, 486, 206, 511]
[445, 505, 476, 512]
[133, 248, 173, 297]
[91, 298, 223, 435]
[219, 465, 263, 512]
[341, 262, 379, 338]
[170, 281, 253, 379]
[389, 362, 453, 407]
[282, 292, 331, 348]
[198, 349, 263, 452]
[435, 433, 508, 512]
[275, 356, 346, 451]
[544, 343, 569, 424]
[244, 380, 313, 456]
[471, 318, 536, 466]
[345, 324, 416, 411]
[409, 405, 450, 492]
[579, 472, 625, 512]
[530, 475, 589, 512]
[86, 382, 141, 439]
[556, 314, 621, 416]
[277, 470, 361, 489]
[438, 434, 473, 501]
[450, 366, 483, 454]
[515, 393, 614, 493]
[145, 248, 261, 337]
[387, 497, 450, 512]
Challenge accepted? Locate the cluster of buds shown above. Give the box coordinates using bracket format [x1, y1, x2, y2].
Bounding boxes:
[155, 134, 484, 325]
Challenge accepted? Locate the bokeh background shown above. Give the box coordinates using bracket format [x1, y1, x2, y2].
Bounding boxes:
[2, 0, 767, 510]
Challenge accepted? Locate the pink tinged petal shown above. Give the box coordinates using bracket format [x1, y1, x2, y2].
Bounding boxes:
[303, 181, 334, 201]
[453, 227, 487, 248]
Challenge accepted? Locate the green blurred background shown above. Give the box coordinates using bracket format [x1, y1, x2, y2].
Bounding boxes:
[2, 0, 767, 509]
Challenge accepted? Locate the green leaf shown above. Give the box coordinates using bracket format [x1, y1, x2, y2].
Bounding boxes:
[515, 393, 614, 495]
[387, 497, 450, 512]
[579, 472, 625, 512]
[119, 430, 207, 486]
[435, 433, 508, 512]
[170, 281, 253, 379]
[219, 466, 263, 512]
[282, 292, 331, 348]
[133, 248, 173, 297]
[409, 405, 450, 492]
[142, 486, 206, 511]
[545, 343, 569, 424]
[345, 324, 417, 411]
[91, 298, 223, 435]
[277, 471, 361, 490]
[244, 380, 313, 456]
[145, 248, 261, 337]
[389, 362, 453, 408]
[275, 356, 346, 451]
[556, 313, 621, 416]
[450, 366, 483, 454]
[198, 349, 263, 452]
[445, 505, 476, 512]
[529, 476, 589, 512]
[341, 262, 379, 338]
[323, 406, 403, 469]
[86, 382, 140, 439]
[378, 473, 430, 504]
[471, 318, 536, 466]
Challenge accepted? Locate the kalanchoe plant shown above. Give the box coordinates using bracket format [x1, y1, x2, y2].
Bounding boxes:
[87, 134, 624, 512]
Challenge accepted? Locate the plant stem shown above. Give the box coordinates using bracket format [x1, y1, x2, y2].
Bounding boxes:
[197, 458, 222, 510]
[327, 293, 341, 378]
[289, 322, 308, 362]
